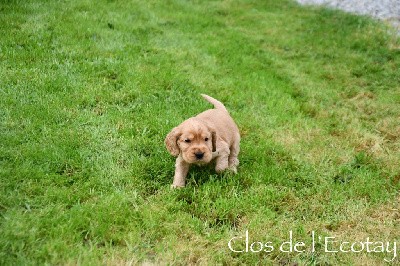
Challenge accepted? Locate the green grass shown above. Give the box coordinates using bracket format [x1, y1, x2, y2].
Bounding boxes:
[1, 0, 399, 264]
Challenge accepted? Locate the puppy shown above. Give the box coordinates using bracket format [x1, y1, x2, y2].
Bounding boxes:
[165, 94, 240, 188]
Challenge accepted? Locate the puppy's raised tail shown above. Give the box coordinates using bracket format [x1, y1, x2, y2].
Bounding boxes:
[201, 94, 228, 112]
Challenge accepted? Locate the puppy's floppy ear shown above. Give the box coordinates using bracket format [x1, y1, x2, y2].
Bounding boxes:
[207, 127, 217, 152]
[211, 131, 217, 152]
[165, 126, 181, 157]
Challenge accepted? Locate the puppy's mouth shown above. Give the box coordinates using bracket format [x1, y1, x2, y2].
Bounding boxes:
[184, 152, 212, 164]
[193, 156, 212, 165]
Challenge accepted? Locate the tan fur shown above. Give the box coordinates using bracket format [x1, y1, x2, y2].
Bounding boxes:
[165, 94, 240, 188]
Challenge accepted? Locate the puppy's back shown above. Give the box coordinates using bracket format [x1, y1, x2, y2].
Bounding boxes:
[196, 95, 239, 145]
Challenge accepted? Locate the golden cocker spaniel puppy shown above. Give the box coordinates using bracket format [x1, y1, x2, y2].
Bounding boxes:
[165, 94, 240, 188]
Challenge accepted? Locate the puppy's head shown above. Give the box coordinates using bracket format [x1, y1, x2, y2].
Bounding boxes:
[165, 118, 216, 164]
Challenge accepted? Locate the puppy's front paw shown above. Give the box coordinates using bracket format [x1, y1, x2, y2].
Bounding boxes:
[215, 165, 228, 173]
[228, 166, 237, 174]
[171, 184, 185, 189]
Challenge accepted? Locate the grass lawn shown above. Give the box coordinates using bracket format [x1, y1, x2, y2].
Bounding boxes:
[1, 0, 399, 264]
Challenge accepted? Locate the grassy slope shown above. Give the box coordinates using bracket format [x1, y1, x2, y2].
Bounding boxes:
[0, 0, 399, 264]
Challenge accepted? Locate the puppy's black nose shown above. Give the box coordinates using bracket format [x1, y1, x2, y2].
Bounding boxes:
[195, 152, 204, 159]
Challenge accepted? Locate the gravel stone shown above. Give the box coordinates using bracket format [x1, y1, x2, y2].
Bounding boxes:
[296, 0, 400, 34]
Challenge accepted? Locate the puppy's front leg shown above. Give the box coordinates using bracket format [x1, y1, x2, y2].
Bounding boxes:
[172, 154, 189, 188]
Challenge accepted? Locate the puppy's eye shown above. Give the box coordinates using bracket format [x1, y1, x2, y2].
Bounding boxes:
[205, 138, 209, 141]
[184, 139, 191, 143]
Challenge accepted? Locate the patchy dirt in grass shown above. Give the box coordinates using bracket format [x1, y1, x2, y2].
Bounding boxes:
[333, 196, 400, 263]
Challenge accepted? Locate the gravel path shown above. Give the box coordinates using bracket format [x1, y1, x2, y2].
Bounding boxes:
[296, 0, 400, 34]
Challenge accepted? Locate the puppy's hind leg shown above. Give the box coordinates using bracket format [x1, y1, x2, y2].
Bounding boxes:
[214, 142, 230, 173]
[228, 139, 240, 174]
